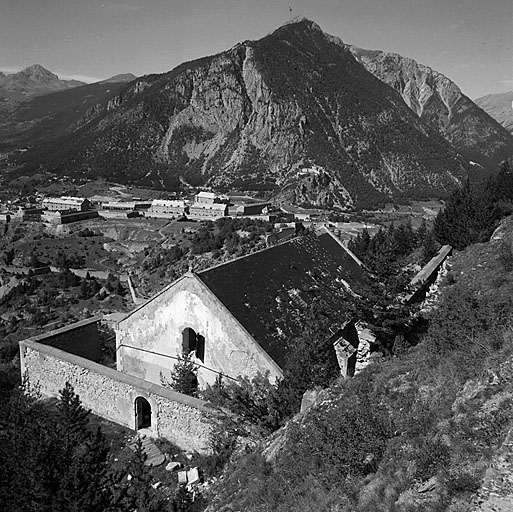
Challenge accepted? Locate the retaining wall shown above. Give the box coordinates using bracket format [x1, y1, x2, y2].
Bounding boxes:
[20, 339, 216, 454]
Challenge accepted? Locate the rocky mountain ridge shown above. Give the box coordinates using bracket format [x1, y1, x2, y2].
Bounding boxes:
[99, 73, 137, 84]
[475, 91, 513, 134]
[346, 46, 513, 167]
[0, 64, 85, 105]
[14, 19, 474, 209]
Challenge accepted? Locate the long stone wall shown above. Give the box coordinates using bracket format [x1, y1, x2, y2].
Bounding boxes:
[20, 340, 217, 454]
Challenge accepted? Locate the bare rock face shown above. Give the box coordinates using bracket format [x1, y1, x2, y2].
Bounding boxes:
[348, 47, 513, 167]
[476, 91, 513, 134]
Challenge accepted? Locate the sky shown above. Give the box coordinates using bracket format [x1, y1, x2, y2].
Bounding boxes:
[0, 0, 511, 99]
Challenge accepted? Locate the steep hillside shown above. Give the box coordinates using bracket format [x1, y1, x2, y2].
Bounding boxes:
[205, 215, 513, 511]
[13, 19, 471, 209]
[475, 91, 513, 134]
[347, 46, 513, 167]
[0, 80, 131, 150]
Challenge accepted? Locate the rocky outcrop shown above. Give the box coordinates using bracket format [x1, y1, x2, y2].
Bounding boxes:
[348, 47, 513, 167]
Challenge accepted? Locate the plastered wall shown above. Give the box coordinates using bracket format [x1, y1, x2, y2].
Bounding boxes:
[20, 340, 216, 454]
[116, 273, 282, 388]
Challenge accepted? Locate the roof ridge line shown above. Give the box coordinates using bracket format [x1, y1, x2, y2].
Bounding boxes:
[197, 233, 306, 275]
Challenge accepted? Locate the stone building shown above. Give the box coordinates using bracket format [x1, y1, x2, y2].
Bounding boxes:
[188, 202, 227, 220]
[194, 191, 217, 204]
[236, 202, 271, 216]
[42, 196, 93, 212]
[115, 227, 366, 388]
[146, 199, 188, 218]
[14, 206, 43, 222]
[42, 210, 99, 224]
[101, 201, 152, 212]
[19, 318, 216, 452]
[20, 227, 368, 451]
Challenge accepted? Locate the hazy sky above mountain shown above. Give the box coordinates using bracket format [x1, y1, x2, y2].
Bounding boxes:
[0, 0, 511, 99]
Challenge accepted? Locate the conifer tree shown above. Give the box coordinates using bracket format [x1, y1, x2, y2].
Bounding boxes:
[162, 353, 199, 396]
[110, 438, 166, 512]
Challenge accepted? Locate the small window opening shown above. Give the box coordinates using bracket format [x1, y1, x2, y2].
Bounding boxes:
[182, 328, 205, 363]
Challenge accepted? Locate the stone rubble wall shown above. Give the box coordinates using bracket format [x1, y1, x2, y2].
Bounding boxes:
[20, 339, 217, 454]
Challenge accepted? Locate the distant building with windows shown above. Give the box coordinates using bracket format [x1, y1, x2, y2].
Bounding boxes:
[194, 191, 217, 204]
[101, 201, 151, 212]
[236, 202, 271, 216]
[14, 207, 43, 222]
[42, 210, 99, 225]
[188, 202, 227, 220]
[146, 200, 188, 218]
[42, 196, 93, 212]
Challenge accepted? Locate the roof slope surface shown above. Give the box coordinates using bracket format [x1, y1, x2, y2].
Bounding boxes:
[197, 230, 365, 368]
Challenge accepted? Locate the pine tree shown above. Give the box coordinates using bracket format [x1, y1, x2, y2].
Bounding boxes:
[111, 438, 166, 512]
[162, 353, 199, 396]
[50, 383, 110, 512]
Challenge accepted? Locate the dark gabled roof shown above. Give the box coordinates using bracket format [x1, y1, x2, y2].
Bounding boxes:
[197, 228, 366, 368]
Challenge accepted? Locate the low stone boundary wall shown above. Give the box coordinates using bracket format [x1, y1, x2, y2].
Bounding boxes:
[20, 340, 217, 454]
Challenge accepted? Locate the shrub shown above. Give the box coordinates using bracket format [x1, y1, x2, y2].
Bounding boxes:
[202, 372, 282, 433]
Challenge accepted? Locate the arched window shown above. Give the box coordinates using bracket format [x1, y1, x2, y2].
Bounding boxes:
[182, 327, 196, 355]
[135, 396, 151, 429]
[182, 328, 205, 363]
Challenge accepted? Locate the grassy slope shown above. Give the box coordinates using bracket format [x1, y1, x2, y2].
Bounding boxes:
[205, 216, 513, 512]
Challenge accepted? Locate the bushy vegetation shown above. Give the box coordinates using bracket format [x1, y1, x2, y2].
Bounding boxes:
[139, 217, 273, 291]
[0, 382, 175, 511]
[347, 221, 434, 350]
[190, 217, 272, 256]
[205, 169, 513, 511]
[209, 276, 513, 510]
[434, 160, 513, 250]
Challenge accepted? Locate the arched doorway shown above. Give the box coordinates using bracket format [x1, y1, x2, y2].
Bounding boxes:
[135, 397, 151, 430]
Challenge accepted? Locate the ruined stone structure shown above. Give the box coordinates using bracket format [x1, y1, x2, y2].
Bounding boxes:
[116, 227, 367, 388]
[20, 228, 368, 452]
[19, 318, 216, 453]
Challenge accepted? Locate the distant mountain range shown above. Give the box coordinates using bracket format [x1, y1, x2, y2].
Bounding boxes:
[4, 20, 513, 208]
[0, 65, 136, 108]
[0, 67, 137, 151]
[475, 91, 513, 134]
[346, 46, 513, 167]
[0, 65, 85, 105]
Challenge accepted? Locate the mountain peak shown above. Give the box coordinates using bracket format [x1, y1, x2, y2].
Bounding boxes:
[274, 17, 323, 34]
[17, 64, 57, 78]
